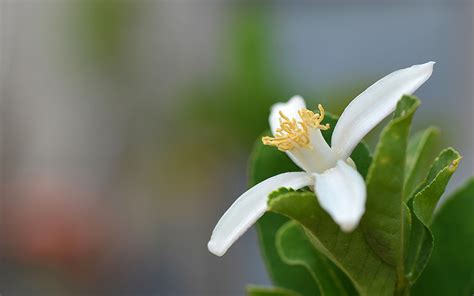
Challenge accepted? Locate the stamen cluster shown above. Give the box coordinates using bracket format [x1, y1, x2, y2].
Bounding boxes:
[262, 104, 329, 151]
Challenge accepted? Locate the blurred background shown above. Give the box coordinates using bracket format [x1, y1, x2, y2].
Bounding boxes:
[0, 1, 473, 295]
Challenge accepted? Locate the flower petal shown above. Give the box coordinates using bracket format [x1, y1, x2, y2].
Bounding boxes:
[314, 160, 366, 232]
[208, 172, 313, 256]
[268, 96, 307, 170]
[300, 128, 339, 173]
[331, 62, 434, 160]
[269, 95, 306, 135]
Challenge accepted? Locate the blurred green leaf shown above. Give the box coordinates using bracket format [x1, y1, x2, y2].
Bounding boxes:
[412, 178, 474, 295]
[405, 148, 461, 283]
[361, 95, 419, 292]
[404, 127, 440, 200]
[71, 0, 136, 68]
[182, 7, 364, 149]
[276, 221, 357, 296]
[246, 286, 301, 296]
[183, 6, 281, 146]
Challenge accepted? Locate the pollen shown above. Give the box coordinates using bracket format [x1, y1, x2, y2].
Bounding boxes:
[262, 104, 330, 151]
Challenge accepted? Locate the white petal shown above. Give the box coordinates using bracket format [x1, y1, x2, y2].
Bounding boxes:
[268, 96, 307, 170]
[208, 172, 313, 256]
[314, 160, 366, 232]
[298, 128, 339, 173]
[331, 62, 434, 160]
[269, 95, 306, 135]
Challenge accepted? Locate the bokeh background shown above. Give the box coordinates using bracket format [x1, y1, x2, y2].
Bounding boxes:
[0, 1, 473, 295]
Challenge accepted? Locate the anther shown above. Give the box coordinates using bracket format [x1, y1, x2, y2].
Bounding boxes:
[262, 105, 330, 151]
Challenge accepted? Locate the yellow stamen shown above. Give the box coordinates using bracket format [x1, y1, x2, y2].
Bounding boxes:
[262, 104, 330, 151]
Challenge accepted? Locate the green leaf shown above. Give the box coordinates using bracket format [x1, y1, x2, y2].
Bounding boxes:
[268, 191, 396, 296]
[276, 221, 357, 296]
[404, 127, 440, 200]
[413, 148, 461, 224]
[256, 212, 319, 296]
[248, 112, 372, 296]
[412, 178, 474, 296]
[246, 286, 301, 296]
[362, 95, 419, 285]
[351, 141, 373, 180]
[405, 148, 461, 283]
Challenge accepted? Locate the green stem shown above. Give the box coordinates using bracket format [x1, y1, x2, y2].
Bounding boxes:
[395, 276, 410, 296]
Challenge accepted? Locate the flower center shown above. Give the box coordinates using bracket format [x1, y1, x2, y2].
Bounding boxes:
[262, 104, 330, 151]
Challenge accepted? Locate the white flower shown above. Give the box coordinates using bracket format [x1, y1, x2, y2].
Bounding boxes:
[208, 62, 434, 256]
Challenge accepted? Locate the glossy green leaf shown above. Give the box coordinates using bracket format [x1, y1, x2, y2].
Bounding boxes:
[412, 178, 474, 296]
[268, 191, 396, 296]
[405, 148, 461, 283]
[276, 221, 357, 296]
[249, 112, 372, 296]
[362, 95, 419, 288]
[246, 286, 301, 296]
[404, 127, 440, 200]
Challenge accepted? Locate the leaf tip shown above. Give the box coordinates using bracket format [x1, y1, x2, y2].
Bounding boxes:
[448, 157, 461, 172]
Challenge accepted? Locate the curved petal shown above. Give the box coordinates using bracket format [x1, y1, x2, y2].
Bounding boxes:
[208, 172, 313, 256]
[332, 62, 434, 160]
[314, 160, 366, 232]
[302, 128, 339, 173]
[269, 95, 306, 135]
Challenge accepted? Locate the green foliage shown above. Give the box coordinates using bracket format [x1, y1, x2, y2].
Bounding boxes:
[246, 286, 301, 296]
[255, 212, 319, 296]
[404, 127, 440, 200]
[269, 190, 396, 296]
[184, 7, 282, 147]
[276, 221, 357, 295]
[412, 148, 461, 224]
[246, 98, 466, 295]
[363, 96, 419, 277]
[412, 178, 474, 295]
[405, 148, 461, 283]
